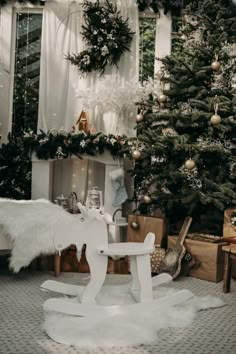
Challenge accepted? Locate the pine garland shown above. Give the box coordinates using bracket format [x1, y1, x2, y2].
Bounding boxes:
[23, 129, 129, 160]
[66, 0, 135, 75]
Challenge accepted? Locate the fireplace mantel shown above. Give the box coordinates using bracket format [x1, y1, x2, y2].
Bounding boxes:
[31, 151, 124, 217]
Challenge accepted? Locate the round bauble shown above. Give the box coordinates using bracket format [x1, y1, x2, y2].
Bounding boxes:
[132, 149, 141, 160]
[210, 114, 221, 125]
[184, 159, 196, 170]
[143, 195, 152, 204]
[157, 93, 167, 104]
[211, 60, 221, 71]
[131, 221, 139, 230]
[136, 112, 144, 123]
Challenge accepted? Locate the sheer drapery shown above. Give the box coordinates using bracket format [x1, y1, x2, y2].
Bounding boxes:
[37, 0, 139, 213]
[38, 0, 84, 133]
[38, 0, 139, 136]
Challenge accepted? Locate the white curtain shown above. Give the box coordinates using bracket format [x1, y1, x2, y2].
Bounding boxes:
[38, 0, 84, 132]
[38, 0, 139, 136]
[37, 0, 138, 212]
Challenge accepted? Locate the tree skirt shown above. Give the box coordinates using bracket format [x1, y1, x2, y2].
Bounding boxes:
[43, 282, 225, 348]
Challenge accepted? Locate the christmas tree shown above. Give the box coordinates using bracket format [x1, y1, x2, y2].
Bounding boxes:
[0, 135, 31, 199]
[133, 0, 236, 234]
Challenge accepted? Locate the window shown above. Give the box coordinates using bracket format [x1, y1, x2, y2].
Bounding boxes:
[139, 16, 156, 82]
[12, 10, 43, 136]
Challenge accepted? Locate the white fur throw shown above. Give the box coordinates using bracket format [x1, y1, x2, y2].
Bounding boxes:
[0, 198, 107, 273]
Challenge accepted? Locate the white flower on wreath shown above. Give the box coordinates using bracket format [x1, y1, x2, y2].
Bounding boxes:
[109, 138, 116, 145]
[39, 138, 49, 145]
[101, 45, 109, 56]
[82, 55, 91, 65]
[80, 140, 86, 148]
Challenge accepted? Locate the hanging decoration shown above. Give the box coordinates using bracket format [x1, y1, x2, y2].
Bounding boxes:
[211, 53, 221, 71]
[210, 95, 221, 126]
[184, 158, 196, 170]
[132, 140, 142, 160]
[136, 110, 144, 123]
[143, 194, 152, 204]
[156, 69, 167, 105]
[66, 0, 135, 76]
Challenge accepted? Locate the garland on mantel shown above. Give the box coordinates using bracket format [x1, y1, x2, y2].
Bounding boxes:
[23, 129, 131, 160]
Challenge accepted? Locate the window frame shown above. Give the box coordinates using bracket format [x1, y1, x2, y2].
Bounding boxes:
[10, 6, 43, 136]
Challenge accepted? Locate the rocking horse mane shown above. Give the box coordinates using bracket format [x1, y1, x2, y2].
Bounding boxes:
[0, 198, 107, 273]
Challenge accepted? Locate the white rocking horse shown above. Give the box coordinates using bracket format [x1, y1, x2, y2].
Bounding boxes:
[0, 198, 196, 346]
[0, 198, 174, 303]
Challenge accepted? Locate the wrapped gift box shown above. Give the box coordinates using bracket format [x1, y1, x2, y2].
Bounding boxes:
[223, 209, 236, 278]
[168, 236, 227, 282]
[223, 209, 236, 238]
[127, 215, 168, 248]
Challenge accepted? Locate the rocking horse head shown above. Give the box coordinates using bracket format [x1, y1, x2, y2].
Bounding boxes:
[52, 203, 108, 255]
[0, 198, 108, 273]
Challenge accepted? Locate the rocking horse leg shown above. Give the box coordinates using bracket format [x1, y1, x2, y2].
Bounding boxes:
[136, 254, 153, 303]
[80, 247, 108, 304]
[130, 256, 140, 301]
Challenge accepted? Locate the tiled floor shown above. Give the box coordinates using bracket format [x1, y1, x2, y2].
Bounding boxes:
[0, 269, 236, 354]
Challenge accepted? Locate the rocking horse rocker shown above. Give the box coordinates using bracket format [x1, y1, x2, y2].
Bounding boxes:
[0, 198, 194, 345]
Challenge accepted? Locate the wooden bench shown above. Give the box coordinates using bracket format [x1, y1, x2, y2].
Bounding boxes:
[222, 244, 236, 293]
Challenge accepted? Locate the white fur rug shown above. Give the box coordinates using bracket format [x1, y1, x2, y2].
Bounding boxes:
[43, 283, 225, 348]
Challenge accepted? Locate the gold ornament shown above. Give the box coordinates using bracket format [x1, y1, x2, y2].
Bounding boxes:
[210, 114, 221, 125]
[157, 93, 167, 104]
[131, 221, 139, 230]
[211, 53, 220, 71]
[184, 159, 196, 170]
[211, 95, 221, 126]
[211, 60, 221, 71]
[132, 149, 141, 160]
[136, 112, 144, 123]
[143, 195, 152, 204]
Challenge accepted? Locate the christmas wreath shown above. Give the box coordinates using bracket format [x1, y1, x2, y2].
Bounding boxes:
[66, 0, 135, 75]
